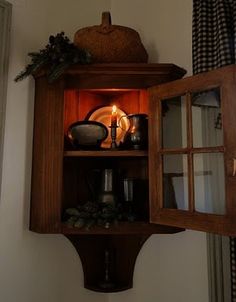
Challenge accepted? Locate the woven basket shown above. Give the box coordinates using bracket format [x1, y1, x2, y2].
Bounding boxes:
[74, 12, 148, 63]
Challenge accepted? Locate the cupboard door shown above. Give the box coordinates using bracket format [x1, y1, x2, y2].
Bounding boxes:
[148, 65, 236, 236]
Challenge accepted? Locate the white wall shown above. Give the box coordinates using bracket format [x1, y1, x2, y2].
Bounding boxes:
[0, 0, 209, 302]
[0, 1, 110, 302]
[109, 1, 209, 302]
[111, 0, 192, 74]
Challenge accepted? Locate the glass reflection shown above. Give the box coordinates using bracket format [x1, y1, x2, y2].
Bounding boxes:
[192, 88, 223, 148]
[194, 153, 225, 214]
[162, 96, 187, 149]
[163, 154, 188, 210]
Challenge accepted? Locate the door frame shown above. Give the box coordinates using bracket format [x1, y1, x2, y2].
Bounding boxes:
[0, 0, 11, 193]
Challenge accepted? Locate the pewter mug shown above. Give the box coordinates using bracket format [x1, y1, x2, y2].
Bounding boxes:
[121, 113, 148, 150]
[98, 169, 117, 206]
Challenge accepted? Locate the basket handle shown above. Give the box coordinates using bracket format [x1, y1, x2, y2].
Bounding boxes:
[102, 12, 112, 27]
[98, 12, 113, 34]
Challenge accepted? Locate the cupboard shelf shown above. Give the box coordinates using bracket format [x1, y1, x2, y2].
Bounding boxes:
[62, 222, 184, 235]
[64, 150, 148, 157]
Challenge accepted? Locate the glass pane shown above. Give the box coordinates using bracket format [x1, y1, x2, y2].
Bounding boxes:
[163, 154, 188, 210]
[194, 153, 225, 214]
[192, 88, 223, 148]
[162, 95, 187, 149]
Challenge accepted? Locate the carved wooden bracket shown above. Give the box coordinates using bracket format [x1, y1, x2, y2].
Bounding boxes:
[65, 234, 150, 292]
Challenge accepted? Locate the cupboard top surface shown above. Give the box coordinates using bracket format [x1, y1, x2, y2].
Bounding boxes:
[33, 63, 186, 89]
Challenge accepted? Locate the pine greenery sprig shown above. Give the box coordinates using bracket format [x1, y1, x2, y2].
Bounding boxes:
[15, 32, 91, 83]
[64, 199, 137, 230]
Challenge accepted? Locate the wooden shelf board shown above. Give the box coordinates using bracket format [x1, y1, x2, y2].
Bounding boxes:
[64, 150, 148, 157]
[61, 222, 184, 235]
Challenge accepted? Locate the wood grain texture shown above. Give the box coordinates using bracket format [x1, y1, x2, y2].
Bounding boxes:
[65, 234, 150, 292]
[34, 63, 186, 89]
[30, 63, 187, 291]
[62, 222, 184, 235]
[151, 209, 236, 236]
[64, 150, 148, 157]
[30, 64, 186, 234]
[30, 77, 65, 233]
[149, 64, 236, 236]
[186, 92, 194, 212]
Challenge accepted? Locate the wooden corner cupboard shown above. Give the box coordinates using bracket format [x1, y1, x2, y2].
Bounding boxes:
[30, 63, 236, 292]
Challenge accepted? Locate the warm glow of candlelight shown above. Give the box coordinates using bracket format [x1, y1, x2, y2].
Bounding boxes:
[111, 105, 117, 127]
[112, 105, 117, 114]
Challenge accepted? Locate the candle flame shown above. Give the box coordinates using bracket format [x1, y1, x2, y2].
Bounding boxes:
[112, 105, 117, 113]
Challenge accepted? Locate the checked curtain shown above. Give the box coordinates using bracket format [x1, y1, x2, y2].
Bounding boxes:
[192, 1, 236, 301]
[193, 0, 236, 74]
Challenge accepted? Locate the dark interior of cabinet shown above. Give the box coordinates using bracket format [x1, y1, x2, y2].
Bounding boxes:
[62, 88, 149, 224]
[62, 157, 149, 221]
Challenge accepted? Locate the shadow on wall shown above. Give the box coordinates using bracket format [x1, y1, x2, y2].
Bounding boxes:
[145, 41, 159, 63]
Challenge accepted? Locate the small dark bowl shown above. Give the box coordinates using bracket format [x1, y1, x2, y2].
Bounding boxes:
[67, 121, 108, 150]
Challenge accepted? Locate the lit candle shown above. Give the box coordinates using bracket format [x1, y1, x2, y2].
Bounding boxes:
[111, 105, 117, 127]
